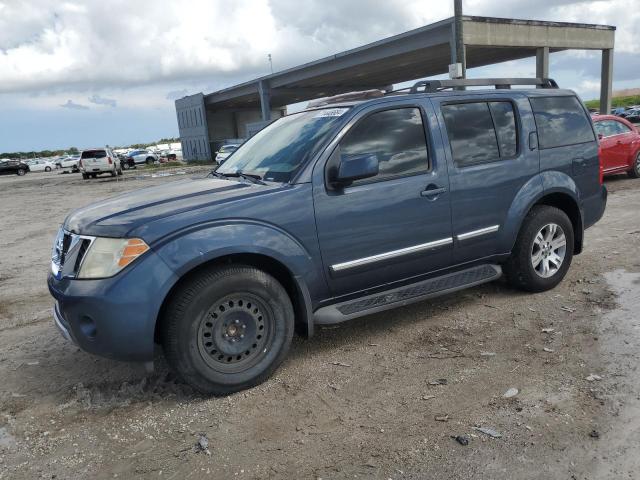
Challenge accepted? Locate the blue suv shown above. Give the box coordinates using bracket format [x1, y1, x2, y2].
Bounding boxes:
[48, 78, 607, 394]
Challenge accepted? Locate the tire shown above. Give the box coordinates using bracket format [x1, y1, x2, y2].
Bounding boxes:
[110, 170, 116, 177]
[123, 163, 130, 170]
[503, 205, 574, 293]
[91, 173, 97, 179]
[117, 168, 123, 176]
[146, 157, 154, 165]
[627, 152, 640, 179]
[82, 173, 89, 180]
[45, 166, 51, 172]
[17, 168, 26, 176]
[161, 265, 294, 395]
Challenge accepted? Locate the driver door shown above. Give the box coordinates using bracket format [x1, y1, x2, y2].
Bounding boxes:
[313, 102, 453, 297]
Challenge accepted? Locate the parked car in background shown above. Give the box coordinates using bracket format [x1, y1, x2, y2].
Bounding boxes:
[48, 78, 607, 395]
[126, 149, 158, 166]
[61, 155, 81, 173]
[622, 108, 640, 123]
[593, 115, 640, 178]
[0, 159, 29, 176]
[116, 153, 135, 170]
[215, 144, 240, 164]
[28, 159, 55, 172]
[79, 148, 122, 179]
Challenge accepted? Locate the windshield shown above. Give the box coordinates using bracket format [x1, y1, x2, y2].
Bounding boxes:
[216, 107, 350, 182]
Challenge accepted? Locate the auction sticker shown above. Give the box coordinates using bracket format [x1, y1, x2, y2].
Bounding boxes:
[313, 108, 349, 118]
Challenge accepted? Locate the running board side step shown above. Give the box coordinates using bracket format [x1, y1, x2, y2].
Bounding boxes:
[313, 264, 502, 325]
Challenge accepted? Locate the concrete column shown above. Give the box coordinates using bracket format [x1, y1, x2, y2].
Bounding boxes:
[536, 47, 549, 85]
[600, 48, 614, 115]
[258, 80, 271, 122]
[453, 0, 466, 79]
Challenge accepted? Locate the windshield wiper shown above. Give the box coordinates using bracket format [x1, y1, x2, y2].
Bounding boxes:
[209, 169, 267, 185]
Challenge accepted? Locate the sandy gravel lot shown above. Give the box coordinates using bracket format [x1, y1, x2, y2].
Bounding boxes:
[0, 169, 639, 479]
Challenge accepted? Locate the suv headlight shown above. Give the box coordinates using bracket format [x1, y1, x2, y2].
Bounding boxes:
[78, 237, 150, 279]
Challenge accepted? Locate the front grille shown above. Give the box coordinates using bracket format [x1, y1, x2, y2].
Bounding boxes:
[51, 228, 94, 279]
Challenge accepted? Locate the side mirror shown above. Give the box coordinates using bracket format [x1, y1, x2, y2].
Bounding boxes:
[333, 153, 379, 186]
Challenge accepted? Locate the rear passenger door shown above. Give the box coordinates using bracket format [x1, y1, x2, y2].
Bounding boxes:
[432, 95, 540, 264]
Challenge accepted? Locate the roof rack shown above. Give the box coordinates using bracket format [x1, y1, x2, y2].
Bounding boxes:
[407, 78, 558, 93]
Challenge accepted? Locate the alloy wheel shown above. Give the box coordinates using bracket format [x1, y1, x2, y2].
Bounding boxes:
[531, 223, 566, 278]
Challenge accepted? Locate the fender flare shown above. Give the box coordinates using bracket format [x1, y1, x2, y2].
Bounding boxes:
[501, 172, 583, 254]
[153, 220, 324, 336]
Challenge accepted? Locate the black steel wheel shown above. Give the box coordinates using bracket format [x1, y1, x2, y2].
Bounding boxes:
[161, 265, 294, 395]
[197, 294, 274, 374]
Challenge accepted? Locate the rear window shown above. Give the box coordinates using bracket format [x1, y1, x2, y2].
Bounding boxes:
[81, 150, 107, 159]
[441, 101, 518, 167]
[530, 96, 595, 149]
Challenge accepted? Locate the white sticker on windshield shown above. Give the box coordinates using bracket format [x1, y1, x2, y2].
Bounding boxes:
[313, 108, 349, 118]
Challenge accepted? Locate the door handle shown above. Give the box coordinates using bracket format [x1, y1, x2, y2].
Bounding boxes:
[421, 186, 447, 198]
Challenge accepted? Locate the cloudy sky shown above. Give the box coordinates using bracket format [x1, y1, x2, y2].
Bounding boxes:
[0, 0, 638, 152]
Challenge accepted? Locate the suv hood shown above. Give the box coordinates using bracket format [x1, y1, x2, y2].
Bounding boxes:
[64, 177, 281, 239]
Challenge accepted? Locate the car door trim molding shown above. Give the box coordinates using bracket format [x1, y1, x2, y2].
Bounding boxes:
[330, 237, 453, 272]
[456, 225, 500, 241]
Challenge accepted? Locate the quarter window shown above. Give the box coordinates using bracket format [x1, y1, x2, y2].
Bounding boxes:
[442, 101, 519, 167]
[530, 96, 595, 149]
[339, 107, 429, 183]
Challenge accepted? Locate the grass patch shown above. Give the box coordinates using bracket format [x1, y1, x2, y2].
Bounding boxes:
[585, 95, 640, 110]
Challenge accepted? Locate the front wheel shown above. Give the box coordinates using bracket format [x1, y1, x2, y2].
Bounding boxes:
[146, 157, 154, 165]
[82, 173, 89, 180]
[628, 152, 640, 179]
[161, 265, 294, 395]
[45, 166, 51, 172]
[504, 205, 574, 293]
[16, 168, 26, 176]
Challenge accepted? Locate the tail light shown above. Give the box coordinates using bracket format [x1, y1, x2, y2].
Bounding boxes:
[108, 157, 113, 164]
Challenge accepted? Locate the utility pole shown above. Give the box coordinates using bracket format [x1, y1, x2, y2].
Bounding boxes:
[454, 0, 466, 79]
[267, 54, 273, 74]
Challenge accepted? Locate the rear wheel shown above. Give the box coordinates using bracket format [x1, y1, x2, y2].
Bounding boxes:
[91, 173, 97, 179]
[16, 168, 26, 176]
[161, 265, 294, 395]
[504, 205, 574, 292]
[45, 166, 51, 172]
[146, 157, 154, 165]
[82, 173, 89, 180]
[627, 152, 640, 179]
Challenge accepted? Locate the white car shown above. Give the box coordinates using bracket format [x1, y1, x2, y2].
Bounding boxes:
[215, 144, 240, 164]
[79, 148, 122, 179]
[126, 149, 159, 165]
[60, 155, 81, 173]
[28, 159, 55, 172]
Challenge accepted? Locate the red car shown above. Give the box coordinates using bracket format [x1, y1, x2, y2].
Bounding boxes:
[592, 115, 640, 178]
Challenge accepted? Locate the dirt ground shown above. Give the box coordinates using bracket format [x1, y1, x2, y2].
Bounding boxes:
[0, 169, 639, 479]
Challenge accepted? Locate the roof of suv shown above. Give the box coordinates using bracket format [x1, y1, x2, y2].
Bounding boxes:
[303, 79, 576, 112]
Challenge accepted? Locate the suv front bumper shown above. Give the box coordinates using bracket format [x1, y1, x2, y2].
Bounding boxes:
[47, 251, 179, 362]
